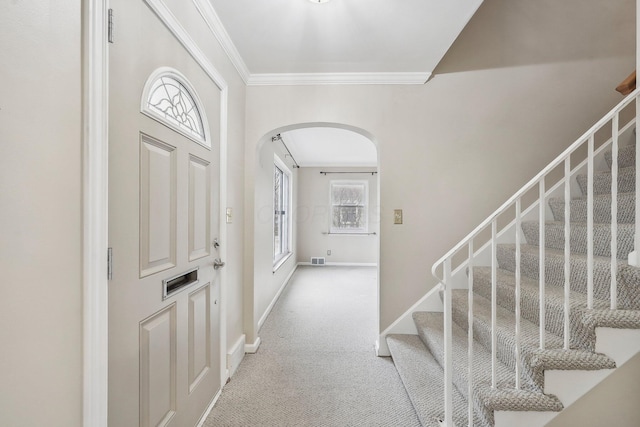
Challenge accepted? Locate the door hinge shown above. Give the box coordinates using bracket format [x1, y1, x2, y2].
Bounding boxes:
[107, 247, 113, 280]
[107, 9, 114, 44]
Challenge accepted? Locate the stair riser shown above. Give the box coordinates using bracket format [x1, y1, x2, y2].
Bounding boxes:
[576, 167, 635, 196]
[471, 269, 602, 351]
[449, 299, 546, 391]
[604, 144, 635, 169]
[496, 245, 615, 302]
[521, 222, 635, 259]
[548, 193, 635, 223]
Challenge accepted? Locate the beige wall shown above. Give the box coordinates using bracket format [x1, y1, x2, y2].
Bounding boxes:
[250, 138, 298, 339]
[296, 167, 379, 264]
[0, 1, 83, 426]
[245, 0, 636, 331]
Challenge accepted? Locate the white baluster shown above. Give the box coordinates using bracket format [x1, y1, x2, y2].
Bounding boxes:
[468, 242, 474, 427]
[564, 158, 571, 349]
[515, 199, 522, 389]
[611, 115, 619, 310]
[491, 219, 497, 388]
[587, 136, 594, 309]
[444, 258, 453, 427]
[539, 180, 546, 349]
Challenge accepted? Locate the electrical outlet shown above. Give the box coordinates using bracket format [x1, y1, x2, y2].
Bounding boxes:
[327, 250, 331, 256]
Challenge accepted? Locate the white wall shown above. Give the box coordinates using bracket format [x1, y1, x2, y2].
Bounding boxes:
[245, 0, 636, 331]
[0, 1, 82, 425]
[296, 167, 378, 264]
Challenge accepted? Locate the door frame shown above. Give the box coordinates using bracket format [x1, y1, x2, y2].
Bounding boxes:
[82, 1, 229, 425]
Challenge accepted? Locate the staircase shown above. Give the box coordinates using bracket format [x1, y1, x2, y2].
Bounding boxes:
[383, 91, 640, 426]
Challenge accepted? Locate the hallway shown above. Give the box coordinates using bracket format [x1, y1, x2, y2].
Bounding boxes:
[204, 266, 421, 426]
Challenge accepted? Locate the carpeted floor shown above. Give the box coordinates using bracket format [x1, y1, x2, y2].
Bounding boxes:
[203, 266, 421, 427]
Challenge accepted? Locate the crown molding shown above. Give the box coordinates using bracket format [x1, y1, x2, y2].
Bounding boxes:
[193, 0, 251, 84]
[247, 72, 431, 86]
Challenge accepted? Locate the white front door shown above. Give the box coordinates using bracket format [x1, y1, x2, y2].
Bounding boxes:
[108, 1, 222, 426]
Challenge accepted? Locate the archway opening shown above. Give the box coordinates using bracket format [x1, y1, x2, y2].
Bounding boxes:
[248, 122, 380, 351]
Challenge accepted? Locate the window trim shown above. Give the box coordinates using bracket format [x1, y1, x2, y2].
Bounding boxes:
[329, 180, 369, 234]
[273, 155, 293, 268]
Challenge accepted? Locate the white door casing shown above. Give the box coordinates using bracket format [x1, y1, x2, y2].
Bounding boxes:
[107, 1, 228, 426]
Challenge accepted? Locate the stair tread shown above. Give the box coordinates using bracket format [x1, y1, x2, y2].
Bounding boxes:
[500, 243, 614, 263]
[548, 191, 635, 224]
[520, 221, 635, 259]
[449, 289, 616, 391]
[386, 334, 474, 427]
[549, 190, 635, 203]
[413, 312, 563, 426]
[497, 243, 632, 304]
[525, 220, 635, 227]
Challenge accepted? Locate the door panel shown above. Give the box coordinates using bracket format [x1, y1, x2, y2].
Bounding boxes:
[140, 135, 177, 277]
[188, 156, 211, 262]
[188, 284, 211, 393]
[140, 305, 177, 427]
[108, 1, 222, 426]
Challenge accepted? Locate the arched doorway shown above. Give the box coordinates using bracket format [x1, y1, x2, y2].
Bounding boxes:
[244, 122, 380, 354]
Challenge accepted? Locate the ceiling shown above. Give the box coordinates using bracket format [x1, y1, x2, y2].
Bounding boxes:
[201, 0, 483, 165]
[204, 0, 484, 85]
[280, 127, 377, 168]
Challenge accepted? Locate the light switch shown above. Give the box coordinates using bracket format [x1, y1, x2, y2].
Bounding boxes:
[394, 209, 403, 224]
[226, 207, 233, 224]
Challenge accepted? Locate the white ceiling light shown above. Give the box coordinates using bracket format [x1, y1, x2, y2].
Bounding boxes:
[308, 0, 332, 3]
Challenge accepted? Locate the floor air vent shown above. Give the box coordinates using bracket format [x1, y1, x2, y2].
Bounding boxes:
[310, 257, 326, 266]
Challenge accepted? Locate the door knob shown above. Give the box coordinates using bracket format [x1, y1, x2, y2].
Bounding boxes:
[213, 258, 226, 270]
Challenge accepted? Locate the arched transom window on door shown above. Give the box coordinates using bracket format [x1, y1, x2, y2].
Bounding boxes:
[141, 67, 211, 148]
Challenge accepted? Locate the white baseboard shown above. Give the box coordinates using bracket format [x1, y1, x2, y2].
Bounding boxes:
[257, 264, 298, 331]
[245, 336, 262, 354]
[226, 334, 245, 378]
[375, 339, 389, 357]
[297, 262, 377, 267]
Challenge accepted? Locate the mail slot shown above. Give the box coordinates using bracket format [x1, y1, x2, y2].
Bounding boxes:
[162, 267, 199, 300]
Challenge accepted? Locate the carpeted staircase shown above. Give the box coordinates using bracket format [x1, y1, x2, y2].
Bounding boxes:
[387, 138, 640, 426]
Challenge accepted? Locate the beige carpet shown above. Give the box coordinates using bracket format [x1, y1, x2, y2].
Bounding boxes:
[203, 266, 421, 427]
